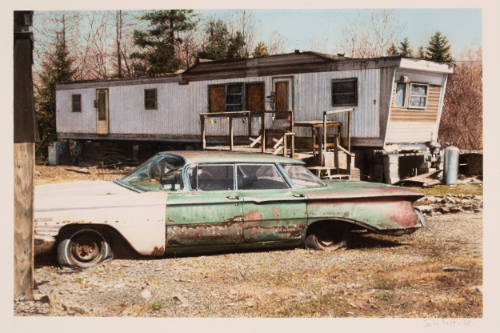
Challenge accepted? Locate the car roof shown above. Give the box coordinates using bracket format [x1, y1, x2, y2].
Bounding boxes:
[160, 151, 304, 165]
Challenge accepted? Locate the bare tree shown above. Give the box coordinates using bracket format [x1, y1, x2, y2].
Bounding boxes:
[176, 28, 201, 70]
[221, 10, 257, 58]
[338, 10, 401, 58]
[267, 30, 287, 55]
[439, 48, 482, 150]
[32, 11, 80, 83]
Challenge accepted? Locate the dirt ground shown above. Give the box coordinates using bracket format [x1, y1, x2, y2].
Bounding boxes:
[18, 164, 483, 318]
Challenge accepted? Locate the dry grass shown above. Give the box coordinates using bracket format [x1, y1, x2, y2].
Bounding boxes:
[409, 184, 482, 196]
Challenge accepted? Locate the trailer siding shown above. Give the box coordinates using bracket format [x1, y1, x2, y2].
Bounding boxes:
[57, 69, 384, 142]
[385, 70, 445, 144]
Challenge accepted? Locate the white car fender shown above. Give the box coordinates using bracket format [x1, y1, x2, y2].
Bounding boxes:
[35, 181, 167, 256]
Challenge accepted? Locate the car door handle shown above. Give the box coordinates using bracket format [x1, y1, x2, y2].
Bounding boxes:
[292, 193, 305, 198]
[226, 195, 240, 200]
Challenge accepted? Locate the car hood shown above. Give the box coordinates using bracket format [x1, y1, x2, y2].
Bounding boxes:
[305, 180, 424, 201]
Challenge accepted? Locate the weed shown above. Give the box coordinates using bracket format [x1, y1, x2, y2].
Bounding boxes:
[275, 293, 352, 317]
[372, 278, 395, 290]
[149, 301, 165, 312]
[373, 290, 394, 301]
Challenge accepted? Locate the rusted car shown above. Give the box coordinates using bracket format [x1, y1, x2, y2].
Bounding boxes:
[35, 151, 425, 268]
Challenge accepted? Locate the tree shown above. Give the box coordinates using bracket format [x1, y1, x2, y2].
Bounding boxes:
[398, 37, 413, 57]
[439, 48, 482, 149]
[417, 45, 426, 59]
[35, 14, 75, 158]
[426, 31, 453, 63]
[253, 41, 269, 57]
[387, 43, 398, 56]
[131, 10, 196, 76]
[339, 9, 401, 58]
[267, 30, 287, 55]
[198, 18, 247, 61]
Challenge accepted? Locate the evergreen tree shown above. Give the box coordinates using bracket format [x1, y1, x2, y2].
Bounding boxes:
[417, 45, 426, 59]
[426, 31, 453, 63]
[387, 43, 398, 56]
[398, 37, 413, 57]
[227, 31, 246, 59]
[253, 41, 269, 57]
[198, 19, 247, 61]
[35, 24, 75, 158]
[131, 10, 196, 76]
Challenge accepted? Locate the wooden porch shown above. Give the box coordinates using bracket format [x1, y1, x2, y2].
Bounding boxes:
[200, 108, 359, 180]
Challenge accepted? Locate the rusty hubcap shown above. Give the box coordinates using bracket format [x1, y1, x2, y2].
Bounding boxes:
[69, 232, 103, 264]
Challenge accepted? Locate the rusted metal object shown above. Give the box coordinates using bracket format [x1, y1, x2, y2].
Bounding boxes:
[34, 151, 425, 267]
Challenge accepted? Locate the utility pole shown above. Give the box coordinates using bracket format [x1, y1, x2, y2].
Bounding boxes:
[14, 11, 37, 300]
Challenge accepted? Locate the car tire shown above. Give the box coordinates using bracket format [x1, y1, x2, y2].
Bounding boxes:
[305, 224, 350, 251]
[57, 229, 112, 268]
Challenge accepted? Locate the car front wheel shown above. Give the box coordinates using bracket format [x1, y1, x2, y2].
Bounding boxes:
[57, 229, 112, 268]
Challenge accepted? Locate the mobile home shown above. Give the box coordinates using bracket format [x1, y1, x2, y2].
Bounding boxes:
[55, 51, 453, 182]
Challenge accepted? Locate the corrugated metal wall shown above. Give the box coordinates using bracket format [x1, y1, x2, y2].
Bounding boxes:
[56, 88, 96, 133]
[294, 69, 380, 138]
[56, 68, 381, 140]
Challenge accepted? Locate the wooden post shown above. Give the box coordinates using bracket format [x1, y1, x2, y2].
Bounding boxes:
[14, 11, 36, 301]
[229, 116, 234, 151]
[347, 109, 352, 152]
[283, 134, 287, 157]
[290, 111, 295, 158]
[312, 127, 316, 155]
[334, 136, 339, 173]
[261, 113, 266, 153]
[247, 111, 252, 138]
[200, 115, 206, 150]
[322, 111, 327, 166]
[14, 143, 34, 300]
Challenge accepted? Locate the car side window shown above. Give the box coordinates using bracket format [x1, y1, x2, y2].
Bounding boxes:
[237, 164, 289, 190]
[196, 165, 235, 191]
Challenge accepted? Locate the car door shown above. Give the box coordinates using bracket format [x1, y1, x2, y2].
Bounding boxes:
[236, 163, 307, 244]
[165, 164, 244, 247]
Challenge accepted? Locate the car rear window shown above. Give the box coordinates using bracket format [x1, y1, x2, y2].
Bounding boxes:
[281, 164, 325, 188]
[237, 164, 289, 190]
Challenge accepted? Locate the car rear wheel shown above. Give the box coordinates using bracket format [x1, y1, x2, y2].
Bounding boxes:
[57, 229, 112, 268]
[305, 223, 350, 251]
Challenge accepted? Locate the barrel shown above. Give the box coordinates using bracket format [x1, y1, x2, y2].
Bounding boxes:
[443, 145, 460, 185]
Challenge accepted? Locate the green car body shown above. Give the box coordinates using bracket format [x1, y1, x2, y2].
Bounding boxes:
[35, 151, 425, 267]
[117, 151, 425, 253]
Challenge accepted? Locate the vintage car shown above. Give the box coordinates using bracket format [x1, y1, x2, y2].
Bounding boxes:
[34, 151, 425, 268]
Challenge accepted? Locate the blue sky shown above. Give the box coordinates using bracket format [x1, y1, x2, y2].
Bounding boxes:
[199, 9, 482, 58]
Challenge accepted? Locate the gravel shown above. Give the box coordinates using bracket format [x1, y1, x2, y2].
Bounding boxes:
[16, 211, 482, 318]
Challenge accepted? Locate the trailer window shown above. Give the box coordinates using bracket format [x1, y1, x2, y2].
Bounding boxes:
[394, 82, 406, 107]
[225, 84, 244, 111]
[408, 83, 428, 109]
[331, 78, 357, 106]
[72, 94, 81, 112]
[209, 82, 264, 112]
[144, 88, 157, 110]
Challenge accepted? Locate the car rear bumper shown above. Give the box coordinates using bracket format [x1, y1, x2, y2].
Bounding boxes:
[34, 234, 56, 255]
[378, 208, 425, 235]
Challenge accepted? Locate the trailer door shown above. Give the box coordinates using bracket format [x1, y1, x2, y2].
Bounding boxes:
[96, 88, 109, 135]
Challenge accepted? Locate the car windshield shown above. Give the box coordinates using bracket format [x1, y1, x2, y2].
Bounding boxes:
[118, 154, 186, 192]
[280, 164, 325, 188]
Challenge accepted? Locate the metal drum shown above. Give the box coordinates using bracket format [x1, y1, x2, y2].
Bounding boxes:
[443, 145, 460, 185]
